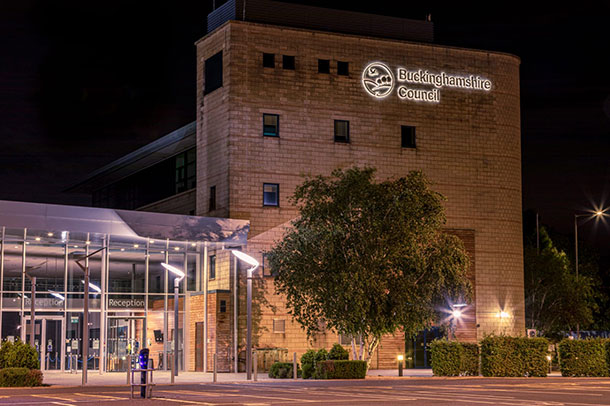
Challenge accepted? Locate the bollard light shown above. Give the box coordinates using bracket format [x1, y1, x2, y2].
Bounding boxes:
[397, 354, 404, 377]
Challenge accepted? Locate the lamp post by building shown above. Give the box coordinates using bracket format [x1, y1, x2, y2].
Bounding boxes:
[161, 263, 185, 378]
[574, 210, 604, 338]
[230, 250, 259, 380]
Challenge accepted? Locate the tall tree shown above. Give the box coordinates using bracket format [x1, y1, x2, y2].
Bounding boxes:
[524, 226, 598, 336]
[267, 167, 472, 364]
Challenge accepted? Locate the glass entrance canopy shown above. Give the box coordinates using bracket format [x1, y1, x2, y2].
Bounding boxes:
[0, 200, 249, 373]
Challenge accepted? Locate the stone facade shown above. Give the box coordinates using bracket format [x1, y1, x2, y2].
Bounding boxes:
[193, 20, 524, 370]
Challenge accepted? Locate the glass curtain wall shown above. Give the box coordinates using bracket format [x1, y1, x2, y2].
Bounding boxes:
[0, 227, 202, 373]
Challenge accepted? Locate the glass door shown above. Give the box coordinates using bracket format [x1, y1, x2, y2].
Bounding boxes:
[106, 317, 145, 372]
[24, 319, 42, 368]
[43, 319, 62, 370]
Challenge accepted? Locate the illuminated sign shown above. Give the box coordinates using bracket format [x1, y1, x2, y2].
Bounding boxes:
[108, 298, 145, 309]
[362, 62, 492, 103]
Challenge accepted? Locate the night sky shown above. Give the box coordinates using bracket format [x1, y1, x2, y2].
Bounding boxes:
[1, 1, 610, 251]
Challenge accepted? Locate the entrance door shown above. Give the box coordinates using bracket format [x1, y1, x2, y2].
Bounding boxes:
[106, 317, 146, 372]
[25, 316, 64, 371]
[195, 322, 204, 372]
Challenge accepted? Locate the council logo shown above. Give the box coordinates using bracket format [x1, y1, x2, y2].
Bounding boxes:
[362, 62, 394, 98]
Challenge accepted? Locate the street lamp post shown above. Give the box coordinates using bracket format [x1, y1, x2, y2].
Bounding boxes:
[160, 263, 185, 379]
[230, 250, 259, 380]
[574, 210, 604, 339]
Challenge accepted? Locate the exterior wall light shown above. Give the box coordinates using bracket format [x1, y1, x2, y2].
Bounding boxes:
[498, 311, 510, 319]
[231, 250, 260, 380]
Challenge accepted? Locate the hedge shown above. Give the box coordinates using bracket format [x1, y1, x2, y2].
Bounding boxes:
[328, 343, 349, 360]
[0, 368, 43, 387]
[314, 360, 367, 379]
[300, 350, 317, 379]
[558, 338, 610, 377]
[0, 341, 39, 369]
[429, 340, 479, 376]
[480, 335, 549, 377]
[268, 362, 300, 379]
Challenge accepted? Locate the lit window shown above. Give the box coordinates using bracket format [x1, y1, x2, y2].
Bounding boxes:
[263, 114, 279, 137]
[401, 126, 416, 148]
[273, 319, 285, 333]
[263, 53, 275, 68]
[263, 183, 279, 207]
[318, 59, 330, 74]
[337, 61, 349, 76]
[334, 120, 350, 143]
[283, 55, 295, 70]
[209, 255, 216, 280]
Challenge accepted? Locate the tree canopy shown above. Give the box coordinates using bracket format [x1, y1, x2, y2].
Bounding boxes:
[266, 167, 472, 362]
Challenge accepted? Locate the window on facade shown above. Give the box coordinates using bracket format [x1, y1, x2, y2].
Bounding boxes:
[209, 255, 216, 280]
[337, 61, 349, 76]
[334, 120, 350, 143]
[263, 114, 279, 137]
[219, 299, 227, 313]
[263, 53, 275, 68]
[273, 319, 286, 333]
[204, 51, 223, 95]
[263, 183, 279, 206]
[209, 185, 216, 211]
[318, 59, 330, 73]
[262, 253, 277, 277]
[282, 55, 295, 70]
[401, 125, 416, 148]
[175, 149, 196, 194]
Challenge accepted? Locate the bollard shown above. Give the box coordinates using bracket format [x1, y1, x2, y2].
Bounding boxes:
[293, 352, 297, 379]
[170, 354, 175, 384]
[253, 352, 258, 382]
[55, 352, 58, 370]
[46, 354, 49, 370]
[213, 354, 217, 383]
[127, 355, 132, 385]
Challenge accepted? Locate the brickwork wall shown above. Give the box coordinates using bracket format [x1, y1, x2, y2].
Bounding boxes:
[195, 20, 524, 369]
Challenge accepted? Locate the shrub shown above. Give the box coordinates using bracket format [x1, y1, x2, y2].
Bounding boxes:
[558, 338, 609, 377]
[314, 360, 367, 379]
[315, 348, 328, 364]
[429, 340, 479, 376]
[480, 335, 548, 377]
[328, 343, 349, 360]
[0, 368, 43, 387]
[300, 350, 317, 379]
[268, 362, 300, 379]
[0, 341, 39, 369]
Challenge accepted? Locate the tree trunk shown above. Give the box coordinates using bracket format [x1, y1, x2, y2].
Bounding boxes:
[363, 336, 380, 369]
[351, 337, 358, 360]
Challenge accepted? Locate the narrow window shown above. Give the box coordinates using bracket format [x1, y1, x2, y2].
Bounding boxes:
[209, 185, 216, 211]
[401, 126, 416, 148]
[334, 120, 350, 143]
[204, 51, 223, 95]
[262, 114, 279, 137]
[282, 55, 295, 70]
[262, 253, 277, 277]
[219, 300, 227, 313]
[209, 255, 216, 280]
[273, 319, 286, 333]
[337, 61, 349, 76]
[263, 183, 279, 207]
[318, 59, 330, 74]
[263, 53, 275, 68]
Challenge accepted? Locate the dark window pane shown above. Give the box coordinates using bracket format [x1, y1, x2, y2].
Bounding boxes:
[334, 120, 350, 143]
[209, 185, 216, 211]
[263, 53, 275, 68]
[318, 59, 330, 74]
[263, 114, 279, 137]
[263, 183, 279, 206]
[337, 61, 349, 76]
[283, 55, 295, 70]
[401, 126, 416, 148]
[209, 255, 216, 280]
[204, 51, 223, 95]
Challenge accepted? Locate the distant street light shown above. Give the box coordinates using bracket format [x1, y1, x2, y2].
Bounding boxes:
[231, 250, 259, 380]
[574, 209, 605, 338]
[161, 263, 185, 378]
